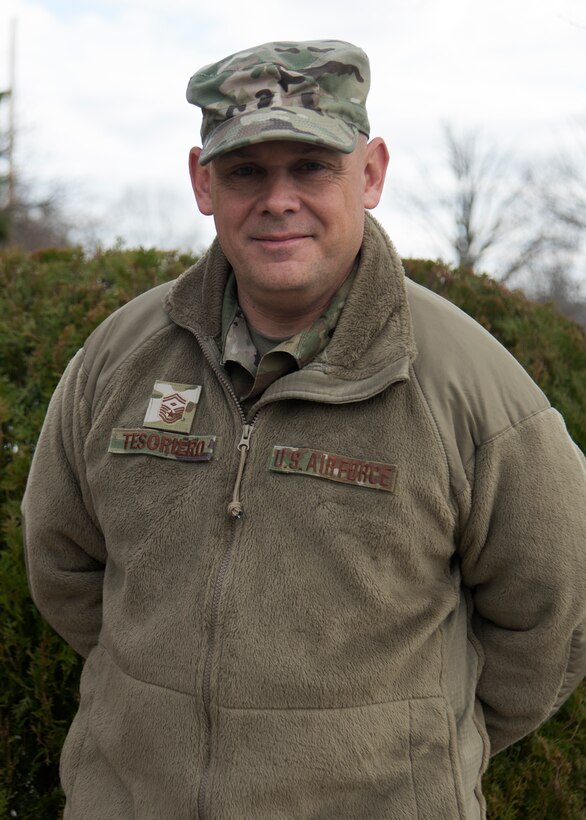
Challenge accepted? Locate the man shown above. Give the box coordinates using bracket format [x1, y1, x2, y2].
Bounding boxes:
[23, 40, 585, 819]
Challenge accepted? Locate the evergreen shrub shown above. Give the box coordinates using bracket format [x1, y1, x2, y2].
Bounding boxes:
[0, 249, 583, 817]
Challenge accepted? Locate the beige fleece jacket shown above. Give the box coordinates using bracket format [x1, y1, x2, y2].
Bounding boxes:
[23, 214, 586, 820]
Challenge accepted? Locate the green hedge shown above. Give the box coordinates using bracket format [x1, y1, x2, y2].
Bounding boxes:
[0, 248, 584, 818]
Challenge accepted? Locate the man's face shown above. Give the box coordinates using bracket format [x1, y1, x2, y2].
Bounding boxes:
[190, 138, 388, 310]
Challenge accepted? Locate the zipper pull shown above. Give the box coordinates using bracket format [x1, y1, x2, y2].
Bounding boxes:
[227, 424, 253, 519]
[238, 424, 253, 451]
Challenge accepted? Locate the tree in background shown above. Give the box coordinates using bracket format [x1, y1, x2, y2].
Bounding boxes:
[97, 183, 201, 253]
[0, 84, 76, 252]
[526, 120, 586, 326]
[539, 120, 586, 239]
[0, 89, 11, 243]
[0, 177, 73, 251]
[404, 124, 586, 326]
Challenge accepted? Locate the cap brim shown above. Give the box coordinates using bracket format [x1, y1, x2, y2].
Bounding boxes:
[199, 107, 359, 165]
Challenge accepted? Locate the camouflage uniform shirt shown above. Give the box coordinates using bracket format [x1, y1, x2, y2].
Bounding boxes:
[221, 262, 357, 401]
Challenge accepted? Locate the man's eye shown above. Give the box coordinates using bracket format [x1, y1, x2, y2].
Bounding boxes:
[232, 165, 256, 177]
[300, 161, 325, 172]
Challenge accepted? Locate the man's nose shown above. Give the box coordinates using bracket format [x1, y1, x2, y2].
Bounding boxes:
[257, 172, 301, 215]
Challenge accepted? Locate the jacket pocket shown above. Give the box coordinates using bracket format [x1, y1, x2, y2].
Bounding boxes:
[208, 696, 465, 819]
[61, 646, 200, 820]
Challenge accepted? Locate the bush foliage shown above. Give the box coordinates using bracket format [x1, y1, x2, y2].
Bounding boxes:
[0, 248, 584, 818]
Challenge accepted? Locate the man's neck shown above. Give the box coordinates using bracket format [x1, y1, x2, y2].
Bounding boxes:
[236, 276, 351, 338]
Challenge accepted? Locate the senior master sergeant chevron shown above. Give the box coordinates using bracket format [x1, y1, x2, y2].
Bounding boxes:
[23, 39, 586, 819]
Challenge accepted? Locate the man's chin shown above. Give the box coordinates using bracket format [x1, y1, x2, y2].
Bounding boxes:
[253, 270, 314, 294]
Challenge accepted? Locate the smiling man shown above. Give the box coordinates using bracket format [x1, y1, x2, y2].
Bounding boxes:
[23, 40, 585, 819]
[189, 137, 387, 334]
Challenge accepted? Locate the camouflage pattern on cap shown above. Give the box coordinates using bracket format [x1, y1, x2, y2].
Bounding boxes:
[186, 40, 370, 164]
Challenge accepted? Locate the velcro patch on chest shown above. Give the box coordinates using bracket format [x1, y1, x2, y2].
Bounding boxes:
[269, 446, 397, 493]
[109, 429, 216, 462]
[143, 381, 202, 434]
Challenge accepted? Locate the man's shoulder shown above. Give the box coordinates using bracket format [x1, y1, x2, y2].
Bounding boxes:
[405, 277, 550, 467]
[406, 277, 545, 396]
[406, 277, 506, 353]
[85, 278, 173, 355]
[81, 273, 189, 408]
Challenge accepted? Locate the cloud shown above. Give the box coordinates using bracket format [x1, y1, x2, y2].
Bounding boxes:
[1, 0, 584, 261]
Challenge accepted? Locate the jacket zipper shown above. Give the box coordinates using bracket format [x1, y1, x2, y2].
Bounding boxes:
[227, 423, 253, 519]
[197, 418, 255, 818]
[192, 331, 260, 519]
[192, 330, 259, 818]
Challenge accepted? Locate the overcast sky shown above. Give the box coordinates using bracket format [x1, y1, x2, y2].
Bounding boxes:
[0, 0, 584, 267]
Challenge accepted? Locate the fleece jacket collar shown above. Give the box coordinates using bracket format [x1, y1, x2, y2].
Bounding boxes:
[164, 212, 417, 405]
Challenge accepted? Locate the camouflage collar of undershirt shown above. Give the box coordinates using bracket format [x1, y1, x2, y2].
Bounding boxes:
[220, 259, 359, 401]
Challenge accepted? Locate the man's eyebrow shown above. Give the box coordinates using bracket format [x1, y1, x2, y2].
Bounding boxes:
[221, 144, 338, 159]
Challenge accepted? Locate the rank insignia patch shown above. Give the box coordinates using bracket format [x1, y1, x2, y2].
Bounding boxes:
[269, 446, 397, 493]
[143, 381, 201, 434]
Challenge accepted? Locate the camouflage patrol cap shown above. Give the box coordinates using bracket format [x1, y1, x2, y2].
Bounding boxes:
[186, 39, 371, 165]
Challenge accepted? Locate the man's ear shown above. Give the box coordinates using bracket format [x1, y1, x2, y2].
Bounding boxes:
[189, 147, 213, 216]
[363, 137, 389, 210]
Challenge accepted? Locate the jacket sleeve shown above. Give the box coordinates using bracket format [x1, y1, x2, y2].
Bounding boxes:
[459, 407, 586, 755]
[22, 349, 107, 658]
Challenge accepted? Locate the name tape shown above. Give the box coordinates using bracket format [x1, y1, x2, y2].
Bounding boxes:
[109, 428, 216, 462]
[269, 446, 397, 493]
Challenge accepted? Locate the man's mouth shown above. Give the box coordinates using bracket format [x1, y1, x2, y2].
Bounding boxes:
[252, 234, 309, 243]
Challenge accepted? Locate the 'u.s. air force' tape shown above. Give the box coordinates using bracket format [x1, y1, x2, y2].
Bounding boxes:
[269, 446, 397, 492]
[109, 428, 216, 462]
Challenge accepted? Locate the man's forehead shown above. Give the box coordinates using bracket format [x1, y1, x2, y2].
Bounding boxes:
[214, 141, 346, 162]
